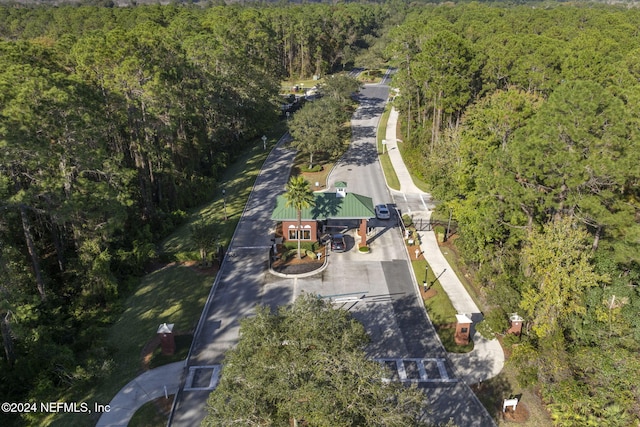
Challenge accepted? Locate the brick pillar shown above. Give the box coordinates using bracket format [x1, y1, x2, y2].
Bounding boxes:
[507, 313, 524, 336]
[157, 323, 175, 355]
[359, 219, 367, 247]
[454, 314, 472, 346]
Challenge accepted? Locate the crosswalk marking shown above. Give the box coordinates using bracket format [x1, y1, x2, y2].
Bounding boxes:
[375, 358, 457, 383]
[183, 358, 455, 392]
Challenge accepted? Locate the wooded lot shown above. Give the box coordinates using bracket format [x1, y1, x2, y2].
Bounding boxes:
[1, 2, 639, 426]
[0, 3, 386, 425]
[388, 4, 640, 425]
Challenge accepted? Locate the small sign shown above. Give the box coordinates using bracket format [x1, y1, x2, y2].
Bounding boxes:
[503, 398, 518, 412]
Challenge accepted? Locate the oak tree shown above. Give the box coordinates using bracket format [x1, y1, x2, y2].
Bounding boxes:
[204, 294, 430, 427]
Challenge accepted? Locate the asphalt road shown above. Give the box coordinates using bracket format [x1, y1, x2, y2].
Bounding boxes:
[330, 83, 390, 205]
[295, 84, 495, 426]
[168, 137, 297, 426]
[168, 82, 495, 426]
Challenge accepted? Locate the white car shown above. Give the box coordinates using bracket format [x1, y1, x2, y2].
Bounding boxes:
[375, 204, 391, 220]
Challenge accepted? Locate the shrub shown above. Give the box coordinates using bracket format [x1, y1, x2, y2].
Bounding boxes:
[306, 250, 317, 259]
[175, 251, 199, 262]
[402, 214, 413, 227]
[301, 164, 323, 173]
[475, 320, 492, 339]
[476, 308, 508, 339]
[358, 246, 370, 253]
[285, 249, 299, 259]
[284, 241, 317, 252]
[486, 307, 509, 333]
[502, 333, 521, 347]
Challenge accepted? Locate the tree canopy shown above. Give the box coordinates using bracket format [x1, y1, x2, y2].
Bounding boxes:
[389, 3, 640, 424]
[204, 294, 430, 427]
[288, 97, 350, 169]
[0, 3, 388, 423]
[3, 2, 640, 425]
[284, 176, 315, 259]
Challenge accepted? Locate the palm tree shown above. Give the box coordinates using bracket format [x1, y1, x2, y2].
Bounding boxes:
[283, 176, 315, 259]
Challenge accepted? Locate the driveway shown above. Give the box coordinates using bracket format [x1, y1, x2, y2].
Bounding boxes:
[264, 82, 495, 426]
[168, 83, 495, 427]
[168, 136, 297, 426]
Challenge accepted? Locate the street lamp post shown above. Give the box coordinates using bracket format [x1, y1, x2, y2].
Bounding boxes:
[423, 265, 429, 292]
[222, 188, 227, 221]
[262, 135, 267, 151]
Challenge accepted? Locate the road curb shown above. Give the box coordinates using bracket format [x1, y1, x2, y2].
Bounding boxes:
[268, 250, 329, 279]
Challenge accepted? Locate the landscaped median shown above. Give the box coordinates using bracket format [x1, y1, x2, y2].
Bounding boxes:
[269, 240, 328, 278]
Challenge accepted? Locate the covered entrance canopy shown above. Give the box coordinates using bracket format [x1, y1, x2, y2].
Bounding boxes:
[271, 182, 375, 245]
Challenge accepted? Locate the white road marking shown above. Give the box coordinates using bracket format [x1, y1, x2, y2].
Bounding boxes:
[375, 358, 457, 383]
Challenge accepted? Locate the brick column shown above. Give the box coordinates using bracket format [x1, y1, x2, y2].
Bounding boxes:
[359, 219, 367, 246]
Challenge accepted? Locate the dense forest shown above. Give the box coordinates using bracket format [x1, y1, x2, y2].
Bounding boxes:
[388, 3, 640, 425]
[0, 3, 387, 424]
[2, 1, 640, 426]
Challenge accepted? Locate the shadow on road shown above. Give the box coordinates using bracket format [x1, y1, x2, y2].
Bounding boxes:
[366, 224, 395, 245]
[338, 137, 378, 167]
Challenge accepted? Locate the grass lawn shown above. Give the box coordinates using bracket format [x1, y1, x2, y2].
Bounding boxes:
[161, 125, 286, 259]
[379, 152, 400, 191]
[281, 69, 382, 94]
[377, 105, 400, 191]
[281, 78, 323, 94]
[437, 236, 487, 313]
[50, 127, 287, 427]
[436, 326, 474, 353]
[410, 258, 474, 353]
[129, 396, 173, 427]
[147, 334, 192, 370]
[292, 151, 335, 190]
[357, 68, 386, 84]
[410, 259, 456, 324]
[394, 119, 431, 193]
[49, 265, 213, 427]
[289, 106, 354, 188]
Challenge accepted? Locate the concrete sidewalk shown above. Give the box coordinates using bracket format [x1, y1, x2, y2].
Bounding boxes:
[384, 108, 424, 194]
[96, 361, 184, 427]
[384, 107, 504, 384]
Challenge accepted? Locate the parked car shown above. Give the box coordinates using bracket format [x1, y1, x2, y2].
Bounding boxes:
[375, 204, 391, 220]
[331, 234, 346, 252]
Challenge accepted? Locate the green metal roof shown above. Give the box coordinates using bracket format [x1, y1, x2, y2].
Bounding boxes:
[271, 192, 375, 221]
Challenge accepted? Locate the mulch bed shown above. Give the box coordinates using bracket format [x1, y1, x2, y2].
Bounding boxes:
[501, 401, 530, 423]
[271, 245, 326, 275]
[408, 244, 424, 260]
[421, 287, 437, 300]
